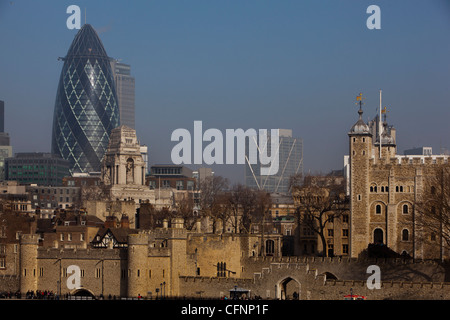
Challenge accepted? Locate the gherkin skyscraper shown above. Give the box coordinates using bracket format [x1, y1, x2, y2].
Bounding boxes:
[51, 24, 119, 174]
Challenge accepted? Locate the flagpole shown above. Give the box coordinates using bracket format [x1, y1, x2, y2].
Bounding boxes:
[379, 90, 382, 159]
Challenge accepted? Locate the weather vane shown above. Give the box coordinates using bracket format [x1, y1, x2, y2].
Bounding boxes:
[381, 105, 389, 122]
[355, 92, 365, 110]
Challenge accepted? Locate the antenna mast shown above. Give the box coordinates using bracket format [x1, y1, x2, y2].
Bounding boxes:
[379, 90, 382, 159]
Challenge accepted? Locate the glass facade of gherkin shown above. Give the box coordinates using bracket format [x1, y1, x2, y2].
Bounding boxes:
[51, 24, 119, 174]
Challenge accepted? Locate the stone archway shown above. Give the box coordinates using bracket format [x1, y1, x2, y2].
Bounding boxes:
[277, 277, 300, 300]
[71, 288, 96, 299]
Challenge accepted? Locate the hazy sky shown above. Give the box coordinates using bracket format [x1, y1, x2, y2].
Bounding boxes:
[0, 0, 449, 184]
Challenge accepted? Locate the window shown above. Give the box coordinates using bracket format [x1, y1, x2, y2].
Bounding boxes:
[342, 229, 349, 237]
[217, 262, 227, 277]
[430, 233, 436, 241]
[402, 229, 409, 241]
[375, 204, 382, 214]
[402, 204, 409, 214]
[342, 244, 349, 254]
[266, 240, 275, 256]
[327, 229, 334, 237]
[342, 215, 349, 223]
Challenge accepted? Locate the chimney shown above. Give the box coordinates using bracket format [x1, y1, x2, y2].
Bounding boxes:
[105, 216, 117, 229]
[120, 214, 129, 229]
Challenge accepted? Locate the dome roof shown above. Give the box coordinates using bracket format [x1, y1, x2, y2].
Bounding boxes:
[349, 108, 370, 135]
[379, 122, 395, 145]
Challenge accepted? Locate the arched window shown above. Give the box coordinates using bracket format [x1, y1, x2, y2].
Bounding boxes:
[431, 186, 436, 195]
[402, 204, 409, 214]
[402, 229, 409, 241]
[375, 204, 382, 214]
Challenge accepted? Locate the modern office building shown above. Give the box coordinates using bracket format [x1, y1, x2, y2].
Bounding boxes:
[245, 129, 303, 194]
[0, 100, 12, 180]
[5, 153, 70, 186]
[51, 24, 120, 175]
[111, 60, 135, 129]
[146, 165, 196, 190]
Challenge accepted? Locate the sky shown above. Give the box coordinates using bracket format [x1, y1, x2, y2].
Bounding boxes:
[0, 0, 449, 184]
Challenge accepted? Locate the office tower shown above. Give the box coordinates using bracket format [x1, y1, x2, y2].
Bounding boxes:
[140, 145, 149, 174]
[0, 100, 4, 133]
[111, 60, 135, 129]
[51, 24, 120, 175]
[245, 129, 303, 194]
[5, 152, 69, 186]
[0, 100, 12, 180]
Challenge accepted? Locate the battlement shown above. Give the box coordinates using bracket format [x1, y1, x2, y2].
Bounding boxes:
[246, 255, 441, 266]
[128, 232, 150, 245]
[180, 276, 255, 286]
[324, 279, 450, 289]
[37, 247, 125, 260]
[153, 227, 187, 240]
[19, 234, 39, 245]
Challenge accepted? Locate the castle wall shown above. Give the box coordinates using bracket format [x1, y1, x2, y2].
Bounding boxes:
[180, 257, 450, 300]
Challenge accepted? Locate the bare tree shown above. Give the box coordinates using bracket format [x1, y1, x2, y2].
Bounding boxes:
[292, 175, 348, 257]
[415, 165, 450, 259]
[197, 175, 229, 233]
[174, 192, 196, 230]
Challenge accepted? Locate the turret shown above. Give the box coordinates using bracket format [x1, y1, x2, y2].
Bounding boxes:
[348, 93, 372, 257]
[19, 234, 39, 293]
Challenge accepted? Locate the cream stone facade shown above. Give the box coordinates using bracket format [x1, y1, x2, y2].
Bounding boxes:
[347, 103, 450, 259]
[101, 125, 153, 205]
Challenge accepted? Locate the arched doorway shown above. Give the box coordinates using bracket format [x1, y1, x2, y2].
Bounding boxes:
[71, 288, 96, 299]
[373, 228, 384, 244]
[277, 277, 300, 300]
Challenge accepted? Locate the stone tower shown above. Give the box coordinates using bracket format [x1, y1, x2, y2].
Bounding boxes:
[102, 125, 145, 187]
[19, 234, 39, 293]
[101, 125, 152, 206]
[348, 98, 372, 257]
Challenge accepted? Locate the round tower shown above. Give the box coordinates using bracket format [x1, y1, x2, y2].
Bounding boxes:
[19, 234, 39, 293]
[127, 232, 149, 298]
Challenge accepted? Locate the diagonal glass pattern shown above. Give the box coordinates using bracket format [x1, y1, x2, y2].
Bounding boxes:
[51, 24, 119, 174]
